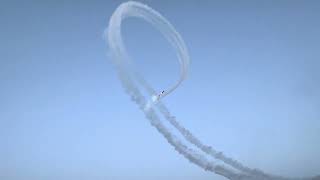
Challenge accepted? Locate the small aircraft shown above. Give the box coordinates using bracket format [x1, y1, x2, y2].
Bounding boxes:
[150, 91, 165, 104]
[151, 90, 165, 102]
[157, 90, 165, 98]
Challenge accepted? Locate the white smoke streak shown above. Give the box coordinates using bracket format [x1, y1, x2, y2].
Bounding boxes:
[106, 1, 317, 180]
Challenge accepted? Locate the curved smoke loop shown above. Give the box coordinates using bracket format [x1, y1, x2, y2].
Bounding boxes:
[106, 1, 318, 180]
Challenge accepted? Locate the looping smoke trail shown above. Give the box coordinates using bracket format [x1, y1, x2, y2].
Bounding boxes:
[106, 1, 318, 180]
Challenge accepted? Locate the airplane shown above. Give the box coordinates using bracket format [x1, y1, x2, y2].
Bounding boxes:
[157, 90, 165, 98]
[151, 90, 165, 102]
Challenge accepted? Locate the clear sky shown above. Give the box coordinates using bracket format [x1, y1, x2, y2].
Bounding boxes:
[1, 1, 319, 180]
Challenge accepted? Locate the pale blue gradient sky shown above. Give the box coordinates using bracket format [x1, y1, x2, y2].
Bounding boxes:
[1, 1, 319, 180]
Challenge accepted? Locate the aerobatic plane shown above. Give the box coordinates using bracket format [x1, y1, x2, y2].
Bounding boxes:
[151, 90, 165, 102]
[158, 90, 165, 98]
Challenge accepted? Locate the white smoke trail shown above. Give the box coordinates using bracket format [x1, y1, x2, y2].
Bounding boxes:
[106, 1, 247, 179]
[106, 1, 317, 180]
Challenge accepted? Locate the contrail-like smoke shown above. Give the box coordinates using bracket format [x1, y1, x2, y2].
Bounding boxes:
[106, 1, 317, 180]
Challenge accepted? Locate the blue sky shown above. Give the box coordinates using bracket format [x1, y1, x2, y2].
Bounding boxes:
[1, 1, 319, 180]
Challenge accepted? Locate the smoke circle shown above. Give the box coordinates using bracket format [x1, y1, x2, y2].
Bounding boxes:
[107, 1, 190, 101]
